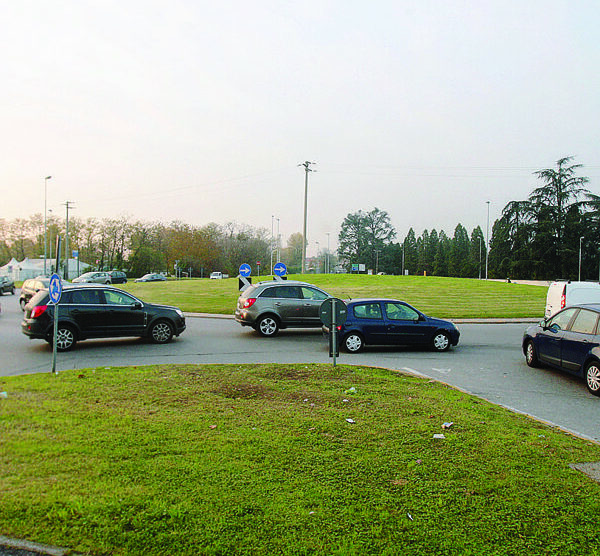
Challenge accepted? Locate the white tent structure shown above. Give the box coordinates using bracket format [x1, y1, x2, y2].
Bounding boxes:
[0, 258, 91, 281]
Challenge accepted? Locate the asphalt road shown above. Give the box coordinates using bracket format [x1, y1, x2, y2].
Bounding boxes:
[1, 293, 599, 442]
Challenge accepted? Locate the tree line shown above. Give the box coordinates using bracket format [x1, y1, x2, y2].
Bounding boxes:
[1, 157, 595, 280]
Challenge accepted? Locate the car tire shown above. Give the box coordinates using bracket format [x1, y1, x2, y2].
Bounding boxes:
[10, 287, 15, 295]
[432, 331, 451, 352]
[149, 320, 174, 344]
[256, 315, 280, 337]
[525, 340, 539, 368]
[55, 325, 77, 352]
[585, 361, 600, 397]
[344, 332, 364, 353]
[20, 299, 26, 311]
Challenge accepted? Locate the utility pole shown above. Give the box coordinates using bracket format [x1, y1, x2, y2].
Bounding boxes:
[63, 201, 75, 280]
[299, 161, 315, 274]
[44, 176, 52, 275]
[485, 201, 490, 280]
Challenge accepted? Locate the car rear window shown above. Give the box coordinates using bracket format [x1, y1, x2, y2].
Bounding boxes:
[29, 290, 50, 306]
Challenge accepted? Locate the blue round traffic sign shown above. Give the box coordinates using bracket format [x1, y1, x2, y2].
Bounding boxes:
[239, 263, 252, 277]
[273, 262, 287, 277]
[49, 273, 63, 304]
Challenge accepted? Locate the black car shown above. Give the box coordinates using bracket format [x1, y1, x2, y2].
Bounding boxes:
[110, 270, 128, 284]
[324, 298, 460, 353]
[0, 276, 15, 295]
[21, 283, 186, 351]
[19, 277, 50, 310]
[523, 304, 600, 396]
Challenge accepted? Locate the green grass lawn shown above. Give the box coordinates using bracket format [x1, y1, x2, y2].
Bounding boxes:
[119, 274, 546, 319]
[1, 364, 599, 555]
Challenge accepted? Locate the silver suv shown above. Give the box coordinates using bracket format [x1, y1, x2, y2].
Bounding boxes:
[234, 280, 330, 336]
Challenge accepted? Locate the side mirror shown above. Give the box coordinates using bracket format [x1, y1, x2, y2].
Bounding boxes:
[132, 301, 143, 310]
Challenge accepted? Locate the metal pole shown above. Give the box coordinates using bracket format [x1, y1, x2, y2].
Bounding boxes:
[326, 232, 330, 274]
[579, 237, 584, 281]
[479, 237, 482, 280]
[485, 201, 490, 280]
[276, 218, 280, 263]
[44, 176, 51, 274]
[64, 201, 74, 280]
[299, 161, 315, 274]
[271, 215, 274, 275]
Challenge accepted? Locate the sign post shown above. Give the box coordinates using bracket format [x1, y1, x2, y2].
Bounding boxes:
[49, 273, 63, 375]
[238, 263, 252, 291]
[319, 298, 348, 366]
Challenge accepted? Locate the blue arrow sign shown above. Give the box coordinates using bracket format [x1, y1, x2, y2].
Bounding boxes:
[49, 273, 62, 304]
[239, 263, 252, 277]
[273, 262, 287, 277]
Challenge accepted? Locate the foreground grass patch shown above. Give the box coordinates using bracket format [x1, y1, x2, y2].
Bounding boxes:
[1, 364, 598, 555]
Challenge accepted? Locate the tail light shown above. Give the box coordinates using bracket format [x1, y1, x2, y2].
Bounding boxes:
[560, 286, 566, 310]
[243, 298, 257, 309]
[336, 325, 342, 331]
[30, 305, 48, 319]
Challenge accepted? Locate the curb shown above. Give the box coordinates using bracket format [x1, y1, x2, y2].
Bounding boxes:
[183, 313, 540, 325]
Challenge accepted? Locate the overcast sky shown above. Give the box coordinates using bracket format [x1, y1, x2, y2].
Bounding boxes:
[3, 0, 599, 255]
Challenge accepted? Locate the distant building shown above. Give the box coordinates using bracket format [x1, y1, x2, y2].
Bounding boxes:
[0, 258, 91, 281]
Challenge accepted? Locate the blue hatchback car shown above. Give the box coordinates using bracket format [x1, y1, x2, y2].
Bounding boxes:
[326, 298, 460, 353]
[523, 303, 600, 397]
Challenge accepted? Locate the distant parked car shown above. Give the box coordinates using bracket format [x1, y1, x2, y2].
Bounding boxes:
[21, 283, 186, 351]
[324, 298, 460, 353]
[523, 303, 600, 396]
[210, 272, 229, 279]
[235, 280, 331, 336]
[135, 273, 167, 282]
[109, 270, 128, 284]
[0, 276, 15, 295]
[19, 277, 50, 310]
[72, 271, 112, 284]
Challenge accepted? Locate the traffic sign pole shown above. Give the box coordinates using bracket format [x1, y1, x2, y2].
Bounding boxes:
[49, 273, 63, 375]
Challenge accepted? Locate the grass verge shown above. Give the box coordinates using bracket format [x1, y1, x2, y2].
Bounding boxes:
[1, 363, 599, 555]
[119, 274, 546, 318]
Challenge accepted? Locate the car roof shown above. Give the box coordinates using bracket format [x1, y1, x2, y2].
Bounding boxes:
[347, 298, 405, 304]
[255, 280, 318, 287]
[62, 283, 120, 290]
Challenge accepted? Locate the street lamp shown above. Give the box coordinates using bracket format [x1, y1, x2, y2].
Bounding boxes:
[579, 236, 584, 281]
[326, 232, 330, 274]
[43, 176, 52, 274]
[485, 201, 490, 280]
[299, 161, 315, 273]
[479, 237, 482, 280]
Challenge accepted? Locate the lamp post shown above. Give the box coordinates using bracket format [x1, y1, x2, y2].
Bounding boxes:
[479, 237, 482, 280]
[326, 232, 330, 274]
[485, 201, 490, 280]
[299, 161, 315, 273]
[579, 236, 584, 281]
[276, 218, 280, 263]
[43, 176, 52, 274]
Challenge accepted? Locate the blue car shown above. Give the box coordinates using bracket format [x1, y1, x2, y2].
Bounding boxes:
[523, 304, 600, 397]
[326, 298, 460, 353]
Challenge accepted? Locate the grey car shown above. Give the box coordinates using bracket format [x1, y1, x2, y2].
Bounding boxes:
[72, 271, 112, 284]
[0, 276, 15, 295]
[234, 280, 331, 337]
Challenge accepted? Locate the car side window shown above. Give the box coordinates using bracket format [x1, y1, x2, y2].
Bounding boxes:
[104, 290, 137, 306]
[569, 310, 599, 335]
[72, 289, 104, 304]
[300, 287, 328, 301]
[548, 308, 578, 331]
[275, 286, 301, 299]
[259, 287, 277, 298]
[354, 303, 382, 320]
[385, 302, 419, 321]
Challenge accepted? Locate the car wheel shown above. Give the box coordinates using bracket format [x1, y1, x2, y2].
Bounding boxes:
[525, 340, 539, 367]
[55, 325, 77, 352]
[10, 287, 15, 295]
[256, 315, 279, 337]
[150, 320, 174, 344]
[344, 332, 364, 353]
[19, 299, 26, 311]
[432, 331, 450, 352]
[585, 361, 600, 397]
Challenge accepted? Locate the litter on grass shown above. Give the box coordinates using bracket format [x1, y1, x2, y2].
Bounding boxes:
[442, 422, 454, 429]
[346, 418, 356, 424]
[433, 433, 446, 439]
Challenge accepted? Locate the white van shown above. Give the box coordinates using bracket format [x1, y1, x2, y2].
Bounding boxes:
[545, 281, 600, 317]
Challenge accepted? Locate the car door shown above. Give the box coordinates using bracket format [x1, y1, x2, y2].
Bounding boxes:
[560, 309, 600, 374]
[536, 308, 578, 367]
[350, 302, 387, 344]
[67, 288, 108, 335]
[102, 289, 146, 336]
[270, 286, 304, 325]
[299, 286, 330, 325]
[383, 302, 429, 345]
